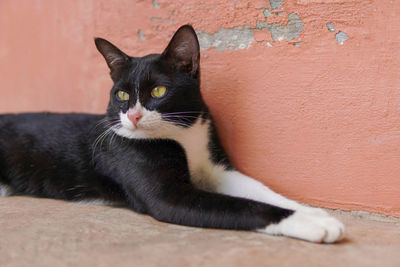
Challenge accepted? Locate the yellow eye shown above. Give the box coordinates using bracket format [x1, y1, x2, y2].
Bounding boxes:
[116, 90, 129, 101]
[151, 86, 167, 98]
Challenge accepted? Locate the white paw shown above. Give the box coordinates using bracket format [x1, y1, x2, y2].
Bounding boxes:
[258, 210, 345, 243]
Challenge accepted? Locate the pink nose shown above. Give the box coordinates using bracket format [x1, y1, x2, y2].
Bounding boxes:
[127, 111, 142, 126]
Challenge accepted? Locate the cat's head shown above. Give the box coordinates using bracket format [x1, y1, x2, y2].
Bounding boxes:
[95, 25, 205, 139]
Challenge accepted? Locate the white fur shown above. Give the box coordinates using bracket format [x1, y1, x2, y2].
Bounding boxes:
[214, 170, 305, 210]
[258, 210, 345, 243]
[113, 106, 345, 243]
[172, 119, 226, 191]
[114, 102, 183, 139]
[208, 164, 345, 243]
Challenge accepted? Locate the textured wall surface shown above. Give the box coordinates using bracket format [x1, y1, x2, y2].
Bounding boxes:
[0, 0, 399, 216]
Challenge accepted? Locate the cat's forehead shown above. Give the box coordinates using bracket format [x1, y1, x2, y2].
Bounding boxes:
[121, 54, 174, 91]
[126, 54, 163, 81]
[129, 54, 161, 70]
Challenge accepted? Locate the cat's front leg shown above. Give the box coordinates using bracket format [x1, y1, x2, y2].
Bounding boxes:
[205, 168, 345, 242]
[127, 174, 343, 243]
[212, 170, 320, 211]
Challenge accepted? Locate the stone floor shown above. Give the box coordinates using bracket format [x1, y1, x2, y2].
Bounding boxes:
[0, 197, 399, 267]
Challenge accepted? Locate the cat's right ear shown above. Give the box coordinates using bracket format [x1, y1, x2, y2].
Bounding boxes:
[94, 38, 129, 81]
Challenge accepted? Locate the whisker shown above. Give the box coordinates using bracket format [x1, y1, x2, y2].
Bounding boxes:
[94, 117, 120, 127]
[162, 120, 192, 128]
[91, 121, 121, 160]
[162, 115, 209, 120]
[108, 127, 120, 149]
[162, 114, 211, 119]
[162, 111, 208, 116]
[90, 118, 121, 133]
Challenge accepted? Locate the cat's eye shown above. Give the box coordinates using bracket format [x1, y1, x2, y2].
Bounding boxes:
[116, 90, 130, 101]
[151, 86, 167, 98]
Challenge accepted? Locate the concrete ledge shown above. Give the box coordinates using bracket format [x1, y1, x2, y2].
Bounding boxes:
[1, 197, 399, 266]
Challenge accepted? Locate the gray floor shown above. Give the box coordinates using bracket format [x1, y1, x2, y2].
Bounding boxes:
[1, 197, 399, 267]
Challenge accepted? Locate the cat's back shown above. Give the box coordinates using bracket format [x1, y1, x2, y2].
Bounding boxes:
[0, 112, 104, 130]
[0, 113, 125, 201]
[0, 112, 105, 152]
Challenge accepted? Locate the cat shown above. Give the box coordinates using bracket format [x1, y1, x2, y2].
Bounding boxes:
[0, 25, 344, 243]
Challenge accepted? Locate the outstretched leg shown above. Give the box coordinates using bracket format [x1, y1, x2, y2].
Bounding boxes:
[214, 170, 309, 210]
[122, 170, 344, 243]
[193, 168, 345, 243]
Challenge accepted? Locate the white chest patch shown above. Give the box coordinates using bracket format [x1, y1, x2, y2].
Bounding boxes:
[171, 119, 225, 190]
[174, 120, 210, 172]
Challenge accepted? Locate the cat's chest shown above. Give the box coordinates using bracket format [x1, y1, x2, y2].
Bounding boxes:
[172, 119, 217, 188]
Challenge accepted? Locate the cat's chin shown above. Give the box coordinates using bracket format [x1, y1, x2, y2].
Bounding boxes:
[113, 125, 181, 140]
[113, 126, 155, 140]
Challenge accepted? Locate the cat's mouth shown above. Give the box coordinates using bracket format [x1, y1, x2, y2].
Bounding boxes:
[112, 122, 155, 140]
[111, 109, 168, 139]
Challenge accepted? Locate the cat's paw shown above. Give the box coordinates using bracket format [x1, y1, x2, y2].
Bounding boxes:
[258, 210, 345, 243]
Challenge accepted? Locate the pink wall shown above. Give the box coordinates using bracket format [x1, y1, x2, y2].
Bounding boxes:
[1, 0, 399, 216]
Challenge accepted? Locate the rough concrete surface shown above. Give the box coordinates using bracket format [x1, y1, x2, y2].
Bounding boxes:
[0, 197, 399, 267]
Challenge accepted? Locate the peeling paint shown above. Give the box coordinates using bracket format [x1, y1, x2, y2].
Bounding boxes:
[257, 13, 304, 41]
[197, 8, 304, 51]
[152, 0, 160, 8]
[196, 26, 254, 52]
[270, 0, 284, 9]
[151, 17, 174, 23]
[336, 31, 349, 45]
[326, 22, 336, 32]
[263, 8, 272, 18]
[138, 29, 146, 40]
[256, 20, 270, 30]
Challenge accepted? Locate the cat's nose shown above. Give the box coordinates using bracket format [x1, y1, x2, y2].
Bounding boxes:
[127, 111, 142, 127]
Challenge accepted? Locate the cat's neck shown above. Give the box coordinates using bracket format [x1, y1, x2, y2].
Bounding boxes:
[173, 118, 210, 173]
[171, 118, 226, 191]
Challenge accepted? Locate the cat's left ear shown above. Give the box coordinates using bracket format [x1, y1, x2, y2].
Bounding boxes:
[162, 25, 200, 78]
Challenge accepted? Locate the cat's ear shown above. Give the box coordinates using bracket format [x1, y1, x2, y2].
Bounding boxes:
[95, 38, 129, 81]
[162, 25, 200, 78]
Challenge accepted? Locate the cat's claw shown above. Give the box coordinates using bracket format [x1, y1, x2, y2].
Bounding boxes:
[258, 210, 345, 243]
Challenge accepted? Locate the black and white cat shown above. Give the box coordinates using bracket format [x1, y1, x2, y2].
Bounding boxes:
[0, 25, 344, 243]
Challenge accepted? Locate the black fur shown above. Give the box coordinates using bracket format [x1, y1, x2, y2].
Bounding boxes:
[0, 25, 293, 231]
